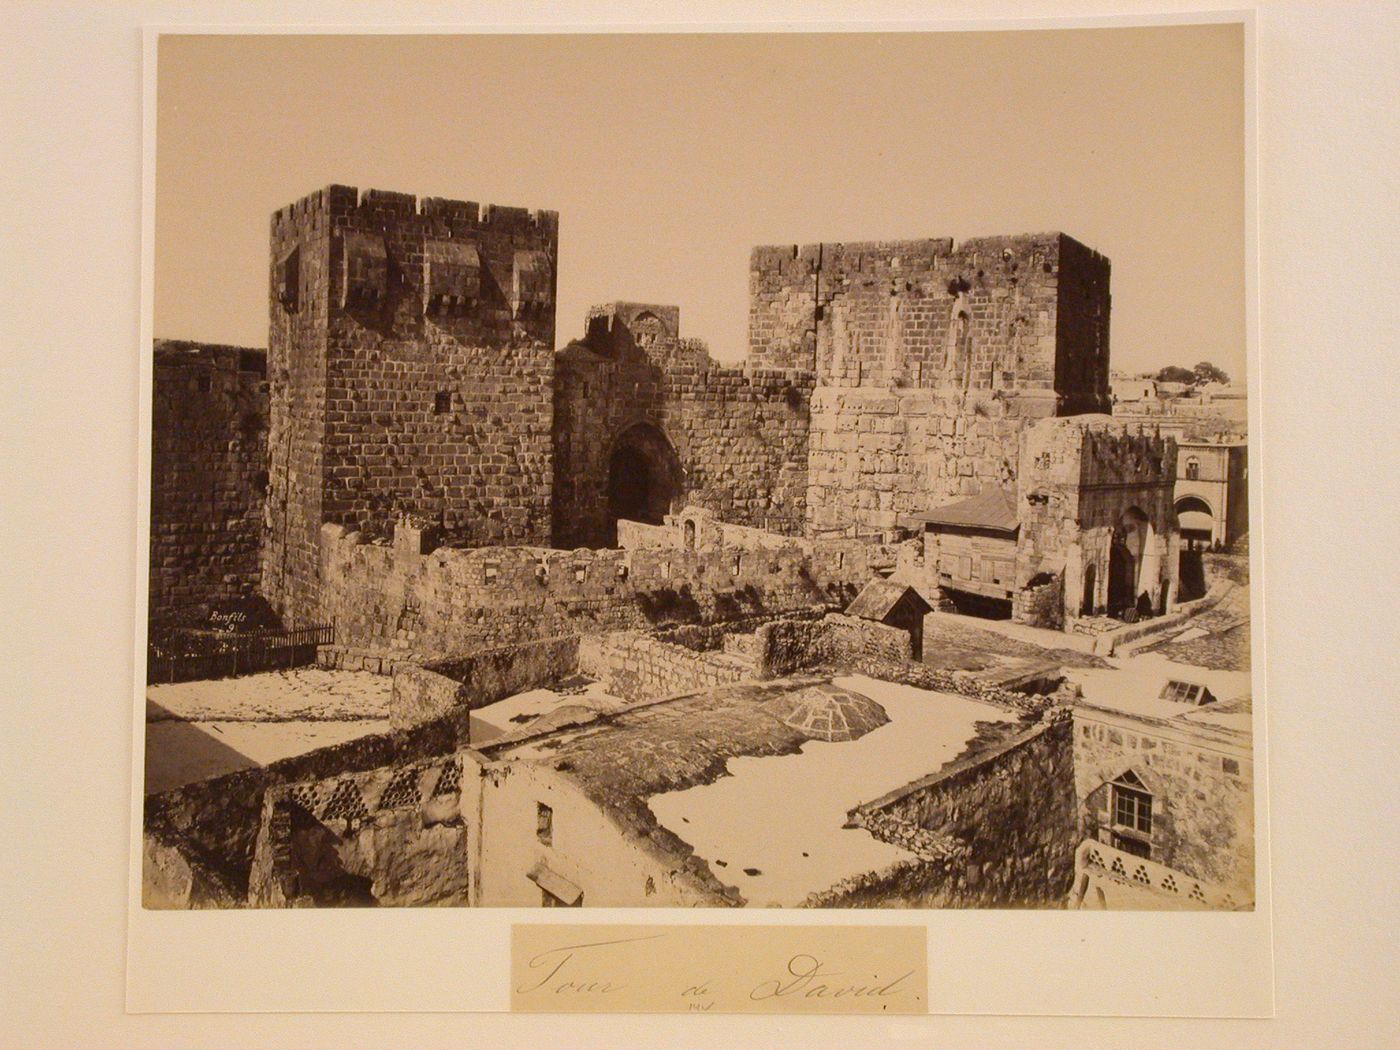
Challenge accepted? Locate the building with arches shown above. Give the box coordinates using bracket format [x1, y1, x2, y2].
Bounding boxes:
[1174, 438, 1248, 548]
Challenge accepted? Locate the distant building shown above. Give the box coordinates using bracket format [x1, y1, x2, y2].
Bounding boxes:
[912, 416, 1180, 628]
[1111, 376, 1157, 404]
[1175, 438, 1248, 548]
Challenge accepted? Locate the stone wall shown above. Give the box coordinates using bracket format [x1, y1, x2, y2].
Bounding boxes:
[1017, 415, 1179, 624]
[793, 239, 1108, 535]
[263, 185, 559, 626]
[149, 341, 268, 627]
[806, 720, 1077, 907]
[745, 234, 1110, 537]
[390, 635, 580, 730]
[1073, 706, 1254, 896]
[552, 303, 813, 548]
[248, 751, 468, 907]
[754, 613, 914, 679]
[143, 715, 461, 900]
[577, 631, 754, 703]
[806, 387, 1043, 536]
[318, 520, 904, 663]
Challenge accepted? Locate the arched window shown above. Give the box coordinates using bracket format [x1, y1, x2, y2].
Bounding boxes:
[1185, 457, 1200, 481]
[1109, 770, 1154, 858]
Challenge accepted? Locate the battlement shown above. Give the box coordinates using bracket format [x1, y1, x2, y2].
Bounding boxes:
[749, 233, 1084, 280]
[272, 184, 559, 239]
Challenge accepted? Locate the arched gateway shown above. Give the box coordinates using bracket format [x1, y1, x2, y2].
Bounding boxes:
[605, 423, 683, 546]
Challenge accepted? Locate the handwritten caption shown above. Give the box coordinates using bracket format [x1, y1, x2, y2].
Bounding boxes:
[511, 924, 926, 1015]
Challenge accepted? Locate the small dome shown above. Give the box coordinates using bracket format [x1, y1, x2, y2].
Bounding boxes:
[762, 683, 890, 743]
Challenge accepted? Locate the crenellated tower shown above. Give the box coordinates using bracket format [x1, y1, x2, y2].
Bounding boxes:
[262, 185, 559, 624]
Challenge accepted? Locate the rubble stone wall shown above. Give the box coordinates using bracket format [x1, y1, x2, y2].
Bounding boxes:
[807, 720, 1077, 907]
[248, 751, 468, 908]
[149, 341, 269, 627]
[318, 521, 904, 663]
[754, 612, 912, 679]
[143, 716, 461, 898]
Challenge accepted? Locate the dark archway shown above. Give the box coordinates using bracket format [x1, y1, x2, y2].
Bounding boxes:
[1175, 495, 1215, 547]
[606, 423, 682, 546]
[1082, 562, 1097, 616]
[1175, 496, 1213, 601]
[1107, 506, 1150, 620]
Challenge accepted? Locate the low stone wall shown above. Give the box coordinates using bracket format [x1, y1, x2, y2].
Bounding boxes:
[143, 716, 461, 902]
[578, 631, 754, 703]
[1014, 573, 1064, 630]
[754, 613, 912, 679]
[318, 521, 906, 663]
[391, 636, 580, 731]
[806, 720, 1077, 908]
[248, 751, 468, 908]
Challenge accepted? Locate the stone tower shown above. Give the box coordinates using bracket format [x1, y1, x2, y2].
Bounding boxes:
[747, 232, 1112, 536]
[261, 185, 559, 625]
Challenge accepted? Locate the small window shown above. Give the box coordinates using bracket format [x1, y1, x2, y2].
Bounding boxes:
[536, 802, 553, 846]
[732, 554, 742, 576]
[574, 566, 586, 583]
[483, 562, 499, 583]
[1160, 679, 1215, 706]
[1185, 457, 1200, 481]
[1110, 771, 1153, 856]
[196, 374, 212, 394]
[434, 390, 451, 415]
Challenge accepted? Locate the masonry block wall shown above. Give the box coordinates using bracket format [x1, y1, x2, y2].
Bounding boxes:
[577, 631, 754, 703]
[745, 235, 1110, 536]
[552, 303, 814, 548]
[263, 185, 559, 625]
[149, 341, 269, 627]
[1073, 707, 1254, 898]
[1016, 416, 1179, 624]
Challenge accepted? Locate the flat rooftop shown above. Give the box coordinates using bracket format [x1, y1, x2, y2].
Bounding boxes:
[145, 668, 391, 794]
[485, 673, 1018, 906]
[468, 677, 627, 746]
[1066, 651, 1252, 737]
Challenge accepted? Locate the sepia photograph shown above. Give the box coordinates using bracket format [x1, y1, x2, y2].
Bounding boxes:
[140, 26, 1255, 916]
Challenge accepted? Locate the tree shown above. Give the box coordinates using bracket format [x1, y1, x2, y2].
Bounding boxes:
[1155, 365, 1195, 384]
[1193, 361, 1231, 385]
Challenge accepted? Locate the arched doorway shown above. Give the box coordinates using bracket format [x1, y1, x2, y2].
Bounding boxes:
[1175, 495, 1215, 548]
[1107, 507, 1149, 619]
[606, 423, 682, 546]
[1175, 496, 1214, 601]
[1082, 562, 1097, 616]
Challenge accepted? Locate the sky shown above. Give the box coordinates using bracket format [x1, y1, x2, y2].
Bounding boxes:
[155, 26, 1245, 378]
